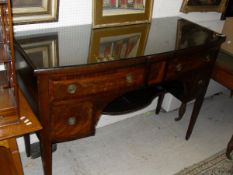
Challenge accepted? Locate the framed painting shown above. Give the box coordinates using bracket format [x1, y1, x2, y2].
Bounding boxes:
[175, 19, 211, 49]
[88, 23, 150, 63]
[93, 0, 154, 28]
[180, 0, 228, 13]
[12, 0, 59, 25]
[18, 34, 59, 68]
[221, 0, 233, 19]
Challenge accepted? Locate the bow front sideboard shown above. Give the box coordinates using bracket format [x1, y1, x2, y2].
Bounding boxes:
[14, 17, 225, 175]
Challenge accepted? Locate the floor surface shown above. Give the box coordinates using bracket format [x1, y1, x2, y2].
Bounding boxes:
[20, 93, 233, 175]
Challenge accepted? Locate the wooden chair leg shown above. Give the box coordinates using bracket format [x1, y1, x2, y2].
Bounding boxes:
[24, 134, 31, 157]
[175, 103, 187, 121]
[226, 134, 233, 160]
[155, 92, 165, 114]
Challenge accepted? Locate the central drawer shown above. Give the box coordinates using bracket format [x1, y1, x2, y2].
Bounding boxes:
[49, 66, 145, 101]
[51, 101, 94, 142]
[165, 52, 213, 80]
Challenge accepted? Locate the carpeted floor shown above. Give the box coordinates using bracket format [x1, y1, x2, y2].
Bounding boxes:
[175, 150, 233, 175]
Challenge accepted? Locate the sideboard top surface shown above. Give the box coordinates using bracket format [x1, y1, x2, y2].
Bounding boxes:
[14, 17, 225, 71]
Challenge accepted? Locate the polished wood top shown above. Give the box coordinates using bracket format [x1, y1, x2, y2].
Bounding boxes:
[14, 17, 225, 72]
[0, 89, 42, 141]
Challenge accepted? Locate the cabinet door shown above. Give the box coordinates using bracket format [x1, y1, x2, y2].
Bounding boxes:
[0, 139, 23, 175]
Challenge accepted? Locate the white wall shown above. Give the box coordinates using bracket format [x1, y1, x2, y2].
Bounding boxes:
[16, 0, 227, 152]
[14, 0, 223, 32]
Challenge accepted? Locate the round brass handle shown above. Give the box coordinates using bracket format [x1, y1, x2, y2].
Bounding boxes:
[126, 74, 133, 84]
[67, 84, 77, 94]
[176, 64, 183, 72]
[0, 116, 4, 122]
[67, 117, 77, 126]
[205, 55, 211, 62]
[198, 80, 204, 85]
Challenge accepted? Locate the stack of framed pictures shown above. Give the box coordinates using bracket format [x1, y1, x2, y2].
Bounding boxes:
[93, 0, 154, 28]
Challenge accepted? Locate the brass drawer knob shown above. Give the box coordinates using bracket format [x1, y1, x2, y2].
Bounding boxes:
[198, 80, 204, 85]
[67, 117, 77, 126]
[126, 74, 133, 84]
[0, 116, 4, 122]
[205, 55, 211, 62]
[67, 84, 77, 94]
[176, 64, 183, 72]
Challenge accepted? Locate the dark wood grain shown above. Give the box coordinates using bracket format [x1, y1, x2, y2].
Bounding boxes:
[15, 18, 226, 175]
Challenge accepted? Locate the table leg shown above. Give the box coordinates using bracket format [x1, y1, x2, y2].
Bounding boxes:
[40, 134, 52, 175]
[24, 134, 31, 157]
[185, 94, 205, 140]
[226, 134, 233, 159]
[175, 103, 187, 121]
[155, 93, 165, 114]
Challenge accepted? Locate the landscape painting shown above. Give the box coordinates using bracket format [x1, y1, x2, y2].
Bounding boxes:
[103, 0, 146, 16]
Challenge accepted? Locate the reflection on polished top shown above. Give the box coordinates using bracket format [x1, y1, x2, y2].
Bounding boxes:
[15, 17, 223, 69]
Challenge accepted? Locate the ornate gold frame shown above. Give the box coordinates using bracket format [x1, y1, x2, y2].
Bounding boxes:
[18, 35, 59, 68]
[180, 0, 228, 13]
[88, 23, 150, 63]
[12, 0, 59, 25]
[93, 0, 154, 28]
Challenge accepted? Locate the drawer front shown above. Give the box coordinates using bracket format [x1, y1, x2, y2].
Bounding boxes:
[0, 111, 18, 127]
[166, 52, 213, 80]
[49, 67, 145, 101]
[51, 101, 94, 141]
[148, 61, 166, 85]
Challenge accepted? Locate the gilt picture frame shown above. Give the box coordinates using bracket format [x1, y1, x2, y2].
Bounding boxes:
[175, 19, 211, 49]
[180, 0, 228, 13]
[12, 0, 59, 25]
[18, 35, 59, 68]
[93, 0, 154, 28]
[88, 23, 150, 63]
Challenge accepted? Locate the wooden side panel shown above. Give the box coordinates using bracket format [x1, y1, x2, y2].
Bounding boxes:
[221, 17, 233, 55]
[0, 138, 23, 175]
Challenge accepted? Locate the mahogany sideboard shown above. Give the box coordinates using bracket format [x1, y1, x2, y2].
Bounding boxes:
[14, 17, 225, 175]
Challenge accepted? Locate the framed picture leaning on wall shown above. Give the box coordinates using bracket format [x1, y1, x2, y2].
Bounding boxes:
[180, 0, 228, 13]
[12, 0, 59, 25]
[88, 23, 150, 63]
[93, 0, 154, 28]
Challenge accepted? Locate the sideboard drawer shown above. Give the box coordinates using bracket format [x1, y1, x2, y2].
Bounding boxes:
[51, 101, 94, 142]
[148, 61, 166, 85]
[166, 52, 212, 80]
[49, 67, 145, 101]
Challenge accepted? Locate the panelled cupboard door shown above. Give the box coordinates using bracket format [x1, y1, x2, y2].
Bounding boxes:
[221, 17, 233, 55]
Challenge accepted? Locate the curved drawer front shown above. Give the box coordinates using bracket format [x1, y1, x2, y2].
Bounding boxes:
[166, 52, 213, 80]
[49, 67, 145, 101]
[148, 61, 166, 85]
[51, 101, 94, 141]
